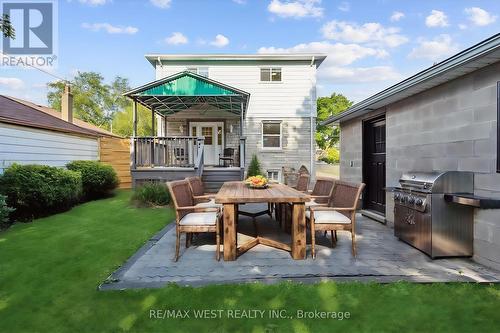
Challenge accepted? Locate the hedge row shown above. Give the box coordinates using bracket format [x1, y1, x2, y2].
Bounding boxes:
[0, 161, 118, 225]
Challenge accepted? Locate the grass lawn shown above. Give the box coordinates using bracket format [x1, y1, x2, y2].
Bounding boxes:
[0, 190, 499, 333]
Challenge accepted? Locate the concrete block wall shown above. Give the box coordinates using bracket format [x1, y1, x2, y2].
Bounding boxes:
[244, 117, 315, 182]
[340, 61, 500, 270]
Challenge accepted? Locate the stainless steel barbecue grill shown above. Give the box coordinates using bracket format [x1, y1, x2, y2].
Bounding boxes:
[393, 171, 474, 258]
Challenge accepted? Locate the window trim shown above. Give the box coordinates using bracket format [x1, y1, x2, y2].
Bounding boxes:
[261, 120, 282, 150]
[497, 81, 499, 173]
[259, 67, 282, 83]
[266, 169, 281, 183]
[186, 67, 209, 78]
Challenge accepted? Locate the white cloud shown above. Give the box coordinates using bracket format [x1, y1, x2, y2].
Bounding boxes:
[232, 0, 246, 4]
[78, 0, 110, 6]
[458, 24, 467, 30]
[425, 10, 449, 27]
[210, 34, 229, 47]
[0, 77, 25, 90]
[150, 0, 172, 9]
[338, 2, 349, 12]
[409, 34, 459, 62]
[82, 23, 138, 34]
[390, 11, 405, 22]
[267, 0, 323, 18]
[318, 66, 401, 83]
[165, 32, 188, 45]
[321, 20, 408, 48]
[258, 41, 388, 66]
[465, 7, 497, 26]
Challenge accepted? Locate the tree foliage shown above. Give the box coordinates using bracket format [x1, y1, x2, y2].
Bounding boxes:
[247, 155, 263, 177]
[112, 103, 153, 137]
[47, 72, 131, 130]
[0, 14, 15, 39]
[316, 93, 353, 149]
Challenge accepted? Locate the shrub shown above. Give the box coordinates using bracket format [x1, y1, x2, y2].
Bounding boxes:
[319, 147, 340, 164]
[0, 164, 82, 221]
[247, 154, 263, 177]
[131, 182, 170, 207]
[66, 161, 118, 200]
[0, 194, 15, 229]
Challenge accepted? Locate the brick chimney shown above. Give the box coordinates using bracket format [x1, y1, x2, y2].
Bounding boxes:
[61, 84, 73, 123]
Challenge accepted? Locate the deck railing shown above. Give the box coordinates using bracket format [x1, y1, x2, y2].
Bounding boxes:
[132, 136, 204, 169]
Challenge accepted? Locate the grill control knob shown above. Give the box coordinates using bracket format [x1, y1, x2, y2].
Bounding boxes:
[416, 198, 424, 206]
[408, 196, 415, 204]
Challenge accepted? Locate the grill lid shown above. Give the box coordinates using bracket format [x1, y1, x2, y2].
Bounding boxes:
[399, 171, 474, 194]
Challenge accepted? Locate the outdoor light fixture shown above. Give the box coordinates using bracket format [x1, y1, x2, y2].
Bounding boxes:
[179, 124, 184, 133]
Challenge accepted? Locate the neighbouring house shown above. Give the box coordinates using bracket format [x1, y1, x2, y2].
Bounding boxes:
[125, 54, 326, 190]
[322, 33, 500, 270]
[0, 92, 129, 186]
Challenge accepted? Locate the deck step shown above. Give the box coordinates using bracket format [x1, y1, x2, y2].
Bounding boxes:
[202, 168, 242, 192]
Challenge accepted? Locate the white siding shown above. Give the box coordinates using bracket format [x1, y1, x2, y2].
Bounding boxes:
[155, 62, 317, 118]
[0, 122, 99, 173]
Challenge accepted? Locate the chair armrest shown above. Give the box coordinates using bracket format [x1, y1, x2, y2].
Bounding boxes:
[194, 194, 215, 200]
[177, 206, 220, 213]
[309, 206, 354, 212]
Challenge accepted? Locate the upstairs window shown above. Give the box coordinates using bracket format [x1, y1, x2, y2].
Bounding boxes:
[260, 68, 282, 82]
[267, 170, 281, 182]
[187, 67, 209, 78]
[262, 121, 282, 149]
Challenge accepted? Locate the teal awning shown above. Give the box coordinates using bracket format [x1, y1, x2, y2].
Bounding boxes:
[124, 71, 250, 116]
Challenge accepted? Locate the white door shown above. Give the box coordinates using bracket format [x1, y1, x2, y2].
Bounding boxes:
[190, 122, 224, 165]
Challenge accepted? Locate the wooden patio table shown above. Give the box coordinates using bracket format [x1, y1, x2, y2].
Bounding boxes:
[215, 181, 310, 261]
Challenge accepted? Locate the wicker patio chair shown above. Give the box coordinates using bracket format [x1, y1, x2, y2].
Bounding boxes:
[305, 177, 336, 209]
[295, 173, 310, 192]
[307, 181, 365, 259]
[167, 180, 221, 261]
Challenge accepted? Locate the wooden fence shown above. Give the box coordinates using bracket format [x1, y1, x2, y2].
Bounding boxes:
[99, 137, 131, 189]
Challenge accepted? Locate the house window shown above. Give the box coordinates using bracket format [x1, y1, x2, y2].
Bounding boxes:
[187, 67, 209, 78]
[262, 121, 282, 149]
[260, 68, 282, 82]
[267, 170, 281, 182]
[202, 127, 213, 145]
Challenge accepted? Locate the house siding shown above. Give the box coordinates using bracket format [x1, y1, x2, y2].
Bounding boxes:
[0, 122, 99, 173]
[155, 60, 317, 177]
[339, 61, 500, 270]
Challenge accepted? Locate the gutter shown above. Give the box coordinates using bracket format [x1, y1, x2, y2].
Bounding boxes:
[321, 32, 500, 126]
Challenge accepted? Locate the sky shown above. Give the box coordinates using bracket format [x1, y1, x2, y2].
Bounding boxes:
[0, 0, 499, 105]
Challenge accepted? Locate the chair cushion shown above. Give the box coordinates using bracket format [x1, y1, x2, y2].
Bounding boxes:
[195, 199, 222, 209]
[306, 210, 351, 224]
[179, 212, 218, 226]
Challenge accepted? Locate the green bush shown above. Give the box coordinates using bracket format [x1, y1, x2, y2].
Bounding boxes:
[247, 154, 263, 177]
[320, 147, 340, 164]
[0, 164, 82, 221]
[131, 182, 170, 207]
[66, 161, 118, 200]
[0, 194, 15, 229]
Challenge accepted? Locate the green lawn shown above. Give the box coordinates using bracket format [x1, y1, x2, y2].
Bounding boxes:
[0, 190, 498, 333]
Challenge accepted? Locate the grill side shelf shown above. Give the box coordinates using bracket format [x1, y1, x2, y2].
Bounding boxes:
[444, 193, 500, 209]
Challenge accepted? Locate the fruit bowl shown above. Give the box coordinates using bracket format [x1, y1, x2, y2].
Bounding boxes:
[245, 175, 269, 189]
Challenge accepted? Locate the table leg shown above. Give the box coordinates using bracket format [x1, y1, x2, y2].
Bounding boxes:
[223, 203, 237, 261]
[291, 203, 306, 260]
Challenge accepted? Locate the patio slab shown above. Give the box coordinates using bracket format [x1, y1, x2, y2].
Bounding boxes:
[101, 204, 500, 289]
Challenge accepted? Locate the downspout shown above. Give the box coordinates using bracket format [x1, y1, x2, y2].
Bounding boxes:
[309, 57, 316, 180]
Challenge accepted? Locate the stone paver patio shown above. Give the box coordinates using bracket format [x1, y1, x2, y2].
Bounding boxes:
[102, 204, 500, 289]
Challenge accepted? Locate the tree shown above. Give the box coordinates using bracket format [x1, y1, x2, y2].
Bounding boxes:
[47, 72, 131, 130]
[315, 93, 353, 149]
[0, 14, 15, 39]
[247, 155, 263, 177]
[112, 103, 153, 137]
